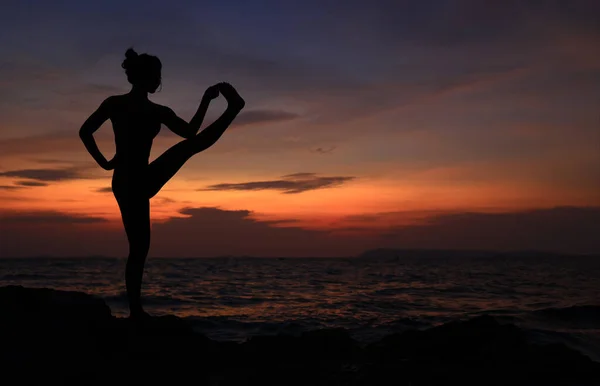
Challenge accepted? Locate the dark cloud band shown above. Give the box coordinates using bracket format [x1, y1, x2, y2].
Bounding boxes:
[200, 173, 355, 194]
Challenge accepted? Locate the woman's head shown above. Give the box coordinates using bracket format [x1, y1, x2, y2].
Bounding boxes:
[121, 48, 162, 93]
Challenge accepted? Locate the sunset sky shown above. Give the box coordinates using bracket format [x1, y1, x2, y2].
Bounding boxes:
[1, 0, 599, 257]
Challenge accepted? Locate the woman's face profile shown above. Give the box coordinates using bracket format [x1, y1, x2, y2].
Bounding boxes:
[145, 72, 161, 93]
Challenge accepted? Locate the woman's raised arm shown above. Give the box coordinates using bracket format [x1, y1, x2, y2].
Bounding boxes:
[160, 84, 220, 139]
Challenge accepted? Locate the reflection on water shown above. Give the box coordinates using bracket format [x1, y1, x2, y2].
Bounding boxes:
[1, 256, 599, 345]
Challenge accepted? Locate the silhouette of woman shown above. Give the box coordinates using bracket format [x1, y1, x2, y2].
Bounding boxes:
[79, 48, 245, 319]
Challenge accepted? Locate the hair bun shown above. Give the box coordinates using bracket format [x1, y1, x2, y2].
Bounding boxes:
[122, 48, 139, 70]
[125, 48, 138, 59]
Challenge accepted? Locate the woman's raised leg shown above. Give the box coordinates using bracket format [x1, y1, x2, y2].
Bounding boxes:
[147, 87, 244, 198]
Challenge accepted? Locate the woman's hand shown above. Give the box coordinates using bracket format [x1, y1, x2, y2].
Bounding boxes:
[102, 155, 118, 171]
[218, 82, 245, 110]
[203, 84, 220, 100]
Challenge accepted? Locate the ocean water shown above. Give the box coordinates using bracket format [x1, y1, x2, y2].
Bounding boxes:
[1, 256, 599, 360]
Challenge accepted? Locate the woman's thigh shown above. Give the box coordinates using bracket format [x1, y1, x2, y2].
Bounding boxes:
[112, 178, 151, 252]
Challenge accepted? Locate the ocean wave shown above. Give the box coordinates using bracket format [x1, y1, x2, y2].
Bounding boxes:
[2, 273, 49, 280]
[103, 292, 196, 306]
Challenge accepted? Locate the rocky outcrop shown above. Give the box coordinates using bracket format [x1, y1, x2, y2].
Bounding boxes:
[0, 285, 598, 385]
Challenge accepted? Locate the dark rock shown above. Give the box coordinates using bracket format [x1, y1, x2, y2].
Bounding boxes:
[299, 327, 359, 361]
[533, 305, 600, 321]
[0, 285, 112, 329]
[1, 286, 599, 386]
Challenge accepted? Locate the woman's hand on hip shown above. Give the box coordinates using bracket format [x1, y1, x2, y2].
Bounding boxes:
[102, 155, 118, 170]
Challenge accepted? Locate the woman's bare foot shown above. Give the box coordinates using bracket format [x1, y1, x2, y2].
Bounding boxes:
[218, 82, 245, 110]
[129, 308, 151, 321]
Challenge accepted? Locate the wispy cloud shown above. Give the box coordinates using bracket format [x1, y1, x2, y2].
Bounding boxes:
[0, 167, 89, 182]
[200, 173, 355, 194]
[161, 109, 301, 139]
[0, 210, 108, 224]
[0, 131, 89, 157]
[14, 180, 48, 187]
[311, 146, 336, 155]
[232, 109, 300, 127]
[28, 158, 78, 165]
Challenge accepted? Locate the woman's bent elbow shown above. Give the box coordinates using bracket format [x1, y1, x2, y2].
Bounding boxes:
[79, 127, 91, 138]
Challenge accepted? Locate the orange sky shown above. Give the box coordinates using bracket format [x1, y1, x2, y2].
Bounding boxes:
[1, 1, 599, 256]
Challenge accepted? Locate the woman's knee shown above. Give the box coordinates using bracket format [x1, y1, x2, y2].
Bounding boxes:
[129, 239, 150, 257]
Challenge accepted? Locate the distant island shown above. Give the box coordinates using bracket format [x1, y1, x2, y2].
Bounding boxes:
[355, 248, 596, 260]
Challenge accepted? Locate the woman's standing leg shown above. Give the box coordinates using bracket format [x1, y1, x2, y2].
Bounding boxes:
[115, 191, 151, 318]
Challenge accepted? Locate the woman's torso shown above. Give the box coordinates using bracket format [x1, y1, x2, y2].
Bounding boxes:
[109, 94, 162, 191]
[110, 95, 162, 166]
